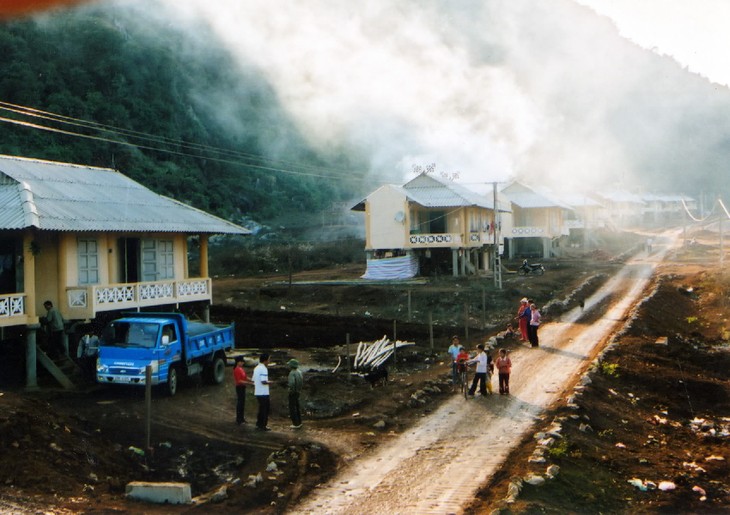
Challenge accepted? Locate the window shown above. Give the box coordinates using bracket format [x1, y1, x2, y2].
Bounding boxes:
[78, 239, 99, 285]
[141, 239, 174, 281]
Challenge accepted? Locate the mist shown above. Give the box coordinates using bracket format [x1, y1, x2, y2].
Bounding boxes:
[87, 0, 730, 197]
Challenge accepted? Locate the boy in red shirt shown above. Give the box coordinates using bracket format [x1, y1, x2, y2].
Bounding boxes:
[234, 356, 251, 425]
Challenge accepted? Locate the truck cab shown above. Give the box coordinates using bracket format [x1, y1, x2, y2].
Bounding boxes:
[96, 313, 234, 395]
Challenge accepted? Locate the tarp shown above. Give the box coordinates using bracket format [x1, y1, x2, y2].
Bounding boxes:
[362, 255, 419, 280]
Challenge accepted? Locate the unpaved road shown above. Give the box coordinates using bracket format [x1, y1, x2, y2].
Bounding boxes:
[292, 233, 677, 514]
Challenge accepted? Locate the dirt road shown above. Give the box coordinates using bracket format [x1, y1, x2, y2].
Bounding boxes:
[292, 234, 677, 514]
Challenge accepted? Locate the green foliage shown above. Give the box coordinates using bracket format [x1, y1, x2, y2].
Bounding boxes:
[0, 6, 369, 226]
[599, 362, 620, 378]
[686, 316, 698, 324]
[547, 438, 569, 458]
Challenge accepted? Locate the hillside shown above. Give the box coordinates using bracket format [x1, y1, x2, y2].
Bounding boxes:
[0, 3, 369, 228]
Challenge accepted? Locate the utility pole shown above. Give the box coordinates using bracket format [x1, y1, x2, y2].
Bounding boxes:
[493, 181, 503, 290]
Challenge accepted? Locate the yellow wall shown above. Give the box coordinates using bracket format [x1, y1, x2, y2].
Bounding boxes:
[33, 232, 59, 315]
[365, 185, 409, 250]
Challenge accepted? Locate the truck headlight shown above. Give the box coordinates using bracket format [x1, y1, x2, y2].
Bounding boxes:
[96, 361, 108, 374]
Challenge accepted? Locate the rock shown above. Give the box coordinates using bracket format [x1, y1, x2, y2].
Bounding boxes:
[546, 465, 560, 478]
[266, 462, 278, 472]
[524, 474, 545, 486]
[373, 420, 386, 429]
[210, 486, 228, 503]
[245, 473, 263, 488]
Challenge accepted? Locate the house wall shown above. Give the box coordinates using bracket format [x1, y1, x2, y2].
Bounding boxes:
[33, 232, 60, 316]
[365, 186, 408, 250]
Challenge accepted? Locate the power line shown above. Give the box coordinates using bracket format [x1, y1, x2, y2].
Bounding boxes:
[0, 100, 367, 182]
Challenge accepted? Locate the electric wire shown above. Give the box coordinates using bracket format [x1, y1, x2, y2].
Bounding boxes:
[0, 100, 366, 182]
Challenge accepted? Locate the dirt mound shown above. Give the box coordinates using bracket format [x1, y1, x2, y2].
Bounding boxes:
[469, 265, 730, 512]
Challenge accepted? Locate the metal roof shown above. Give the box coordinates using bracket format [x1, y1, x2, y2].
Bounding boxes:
[500, 181, 573, 210]
[0, 155, 249, 234]
[402, 174, 495, 208]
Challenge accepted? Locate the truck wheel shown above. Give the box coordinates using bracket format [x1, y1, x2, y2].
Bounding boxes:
[208, 356, 226, 385]
[166, 367, 178, 396]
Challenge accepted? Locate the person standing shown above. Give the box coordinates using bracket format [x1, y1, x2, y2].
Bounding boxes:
[252, 353, 271, 431]
[529, 302, 541, 347]
[467, 344, 489, 397]
[516, 298, 529, 341]
[287, 359, 304, 429]
[496, 348, 512, 395]
[447, 336, 461, 384]
[233, 356, 251, 426]
[42, 300, 65, 358]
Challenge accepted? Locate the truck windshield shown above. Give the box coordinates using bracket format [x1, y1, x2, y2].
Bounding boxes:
[102, 322, 159, 349]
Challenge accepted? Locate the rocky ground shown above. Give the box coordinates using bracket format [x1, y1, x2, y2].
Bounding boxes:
[0, 229, 728, 513]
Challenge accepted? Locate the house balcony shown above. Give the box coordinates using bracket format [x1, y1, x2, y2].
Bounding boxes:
[0, 293, 30, 328]
[510, 225, 570, 238]
[407, 232, 463, 248]
[65, 278, 212, 319]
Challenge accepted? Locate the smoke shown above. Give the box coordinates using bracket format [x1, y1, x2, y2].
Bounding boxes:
[88, 0, 730, 196]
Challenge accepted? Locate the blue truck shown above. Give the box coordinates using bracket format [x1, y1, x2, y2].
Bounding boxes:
[95, 312, 235, 396]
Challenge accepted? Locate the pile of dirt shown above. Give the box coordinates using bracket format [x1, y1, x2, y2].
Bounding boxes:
[0, 243, 667, 513]
[468, 264, 730, 513]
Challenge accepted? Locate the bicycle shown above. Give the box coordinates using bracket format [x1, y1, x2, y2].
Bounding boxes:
[456, 359, 469, 399]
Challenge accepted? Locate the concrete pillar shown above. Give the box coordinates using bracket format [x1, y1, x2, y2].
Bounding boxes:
[25, 324, 40, 391]
[452, 249, 458, 277]
[543, 238, 550, 259]
[203, 303, 210, 323]
[199, 234, 209, 278]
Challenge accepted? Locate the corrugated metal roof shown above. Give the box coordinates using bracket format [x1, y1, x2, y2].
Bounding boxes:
[0, 155, 250, 234]
[501, 181, 573, 210]
[403, 173, 496, 209]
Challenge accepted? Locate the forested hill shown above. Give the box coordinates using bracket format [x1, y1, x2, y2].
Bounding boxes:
[0, 4, 369, 227]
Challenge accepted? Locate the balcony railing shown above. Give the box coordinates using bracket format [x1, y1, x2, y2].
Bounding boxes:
[0, 293, 28, 327]
[66, 278, 212, 318]
[408, 232, 462, 248]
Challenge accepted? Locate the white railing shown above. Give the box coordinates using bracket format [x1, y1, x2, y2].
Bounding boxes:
[0, 293, 25, 319]
[66, 278, 212, 316]
[408, 233, 462, 247]
[510, 226, 546, 236]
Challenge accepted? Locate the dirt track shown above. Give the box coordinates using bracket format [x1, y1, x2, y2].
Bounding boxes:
[292, 232, 678, 514]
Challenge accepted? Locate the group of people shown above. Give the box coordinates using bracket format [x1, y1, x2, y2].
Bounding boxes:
[516, 297, 541, 348]
[447, 336, 513, 396]
[233, 353, 304, 431]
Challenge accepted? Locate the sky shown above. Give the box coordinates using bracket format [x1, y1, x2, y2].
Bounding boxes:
[116, 0, 730, 194]
[574, 0, 730, 88]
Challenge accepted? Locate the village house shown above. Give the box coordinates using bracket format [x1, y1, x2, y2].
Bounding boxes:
[0, 155, 249, 389]
[500, 181, 573, 259]
[352, 173, 510, 278]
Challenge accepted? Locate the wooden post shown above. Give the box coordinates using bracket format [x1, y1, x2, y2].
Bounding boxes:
[393, 320, 397, 368]
[145, 365, 152, 452]
[464, 303, 469, 342]
[346, 333, 351, 379]
[407, 290, 412, 321]
[428, 310, 434, 350]
[481, 286, 486, 329]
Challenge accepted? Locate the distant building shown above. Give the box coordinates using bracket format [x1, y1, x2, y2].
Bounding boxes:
[500, 181, 573, 259]
[352, 173, 510, 278]
[0, 155, 249, 389]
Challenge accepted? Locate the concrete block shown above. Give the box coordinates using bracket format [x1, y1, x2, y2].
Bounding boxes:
[126, 481, 192, 504]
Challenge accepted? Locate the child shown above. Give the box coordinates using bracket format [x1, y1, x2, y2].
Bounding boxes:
[456, 346, 470, 373]
[495, 348, 512, 395]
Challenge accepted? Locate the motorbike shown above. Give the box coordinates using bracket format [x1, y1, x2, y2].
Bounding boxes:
[518, 259, 545, 276]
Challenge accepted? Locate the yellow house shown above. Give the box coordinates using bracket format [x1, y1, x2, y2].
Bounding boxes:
[500, 181, 573, 259]
[0, 155, 249, 389]
[352, 173, 509, 278]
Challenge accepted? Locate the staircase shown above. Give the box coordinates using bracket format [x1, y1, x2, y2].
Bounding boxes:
[36, 349, 79, 389]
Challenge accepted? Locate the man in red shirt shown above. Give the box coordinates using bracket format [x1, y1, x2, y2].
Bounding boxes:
[234, 356, 251, 425]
